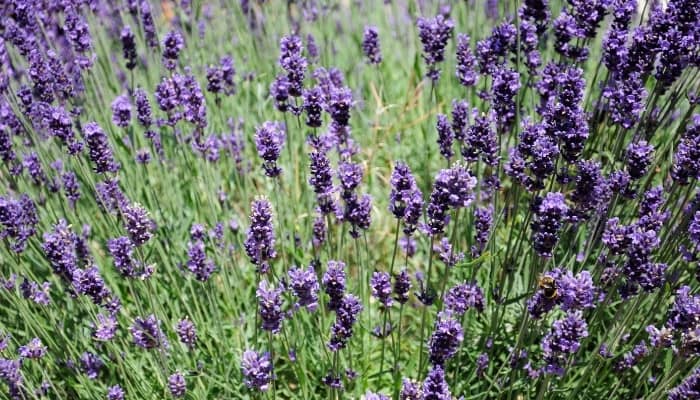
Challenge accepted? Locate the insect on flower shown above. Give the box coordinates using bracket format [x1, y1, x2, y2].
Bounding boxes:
[537, 274, 559, 300]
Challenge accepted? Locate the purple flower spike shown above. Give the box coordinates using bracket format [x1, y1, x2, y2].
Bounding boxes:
[436, 114, 454, 161]
[288, 265, 320, 311]
[445, 282, 485, 315]
[168, 372, 186, 398]
[323, 260, 347, 311]
[123, 203, 154, 246]
[162, 30, 184, 71]
[254, 121, 286, 178]
[176, 318, 197, 349]
[371, 271, 393, 307]
[363, 26, 382, 65]
[256, 279, 284, 334]
[417, 15, 454, 81]
[244, 199, 277, 273]
[428, 312, 464, 365]
[423, 365, 451, 399]
[541, 311, 588, 375]
[18, 338, 46, 359]
[130, 314, 168, 350]
[241, 349, 273, 392]
[111, 95, 132, 128]
[456, 33, 478, 87]
[107, 385, 125, 400]
[532, 192, 569, 258]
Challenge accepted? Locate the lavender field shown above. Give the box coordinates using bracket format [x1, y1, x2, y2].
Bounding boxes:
[1, 0, 699, 399]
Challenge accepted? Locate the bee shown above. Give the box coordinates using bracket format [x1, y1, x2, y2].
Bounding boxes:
[537, 275, 558, 300]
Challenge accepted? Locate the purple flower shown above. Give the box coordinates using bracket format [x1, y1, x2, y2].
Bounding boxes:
[0, 358, 22, 396]
[107, 385, 125, 400]
[541, 311, 588, 375]
[444, 282, 485, 315]
[80, 352, 103, 379]
[72, 266, 110, 305]
[400, 378, 423, 399]
[22, 152, 45, 185]
[48, 106, 83, 155]
[328, 294, 363, 351]
[84, 122, 120, 174]
[464, 111, 499, 167]
[553, 13, 588, 61]
[477, 352, 489, 377]
[312, 215, 327, 249]
[603, 74, 646, 129]
[92, 314, 117, 342]
[278, 35, 307, 98]
[241, 349, 273, 392]
[363, 26, 382, 65]
[186, 240, 216, 281]
[428, 313, 464, 365]
[389, 162, 423, 230]
[603, 217, 631, 255]
[18, 338, 46, 359]
[168, 372, 186, 398]
[472, 206, 493, 257]
[646, 325, 673, 349]
[256, 279, 284, 334]
[306, 33, 319, 63]
[451, 99, 470, 141]
[570, 160, 610, 222]
[0, 194, 37, 253]
[667, 286, 700, 335]
[669, 367, 700, 400]
[254, 121, 286, 178]
[455, 33, 478, 86]
[365, 391, 390, 400]
[434, 238, 464, 268]
[62, 171, 81, 209]
[244, 199, 277, 273]
[328, 86, 353, 126]
[436, 114, 454, 161]
[64, 7, 93, 68]
[672, 115, 700, 185]
[135, 1, 157, 47]
[162, 30, 184, 70]
[308, 151, 335, 213]
[433, 164, 477, 209]
[111, 95, 132, 128]
[176, 318, 197, 349]
[417, 15, 454, 81]
[288, 266, 320, 311]
[134, 88, 153, 128]
[423, 365, 451, 399]
[491, 66, 521, 129]
[121, 25, 137, 70]
[41, 219, 79, 282]
[690, 211, 700, 249]
[558, 269, 596, 311]
[130, 314, 168, 349]
[323, 260, 346, 311]
[270, 75, 290, 112]
[107, 236, 146, 278]
[531, 192, 569, 258]
[393, 268, 411, 305]
[303, 86, 324, 128]
[615, 341, 649, 371]
[626, 140, 655, 179]
[371, 271, 393, 307]
[207, 56, 237, 96]
[123, 203, 154, 246]
[20, 279, 51, 306]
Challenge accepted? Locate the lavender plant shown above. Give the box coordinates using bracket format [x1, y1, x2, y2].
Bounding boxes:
[0, 1, 699, 399]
